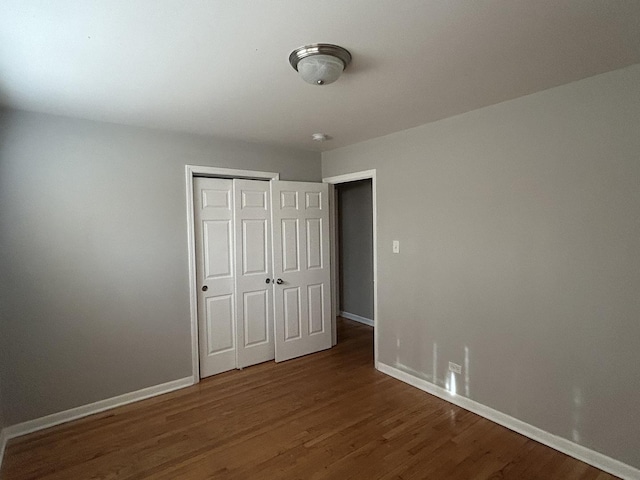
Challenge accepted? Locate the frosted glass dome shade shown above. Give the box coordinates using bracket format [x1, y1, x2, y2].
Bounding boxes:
[289, 44, 352, 86]
[297, 54, 345, 85]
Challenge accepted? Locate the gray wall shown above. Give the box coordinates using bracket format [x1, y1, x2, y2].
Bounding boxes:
[0, 109, 320, 426]
[338, 180, 374, 320]
[322, 64, 640, 469]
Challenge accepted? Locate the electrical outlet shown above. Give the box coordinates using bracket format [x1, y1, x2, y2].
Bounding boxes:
[392, 240, 400, 254]
[448, 362, 462, 374]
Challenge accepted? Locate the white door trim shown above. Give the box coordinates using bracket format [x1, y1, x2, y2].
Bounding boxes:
[322, 170, 378, 368]
[185, 165, 280, 384]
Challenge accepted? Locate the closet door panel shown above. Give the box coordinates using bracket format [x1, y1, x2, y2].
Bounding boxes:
[194, 177, 237, 378]
[234, 179, 275, 368]
[271, 181, 331, 362]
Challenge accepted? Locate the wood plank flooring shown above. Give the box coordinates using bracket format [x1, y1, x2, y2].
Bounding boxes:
[1, 318, 617, 479]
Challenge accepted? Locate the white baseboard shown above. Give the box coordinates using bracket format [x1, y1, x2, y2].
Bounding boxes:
[377, 362, 639, 480]
[0, 376, 193, 472]
[340, 311, 374, 327]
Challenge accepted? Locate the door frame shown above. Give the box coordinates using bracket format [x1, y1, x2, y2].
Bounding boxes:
[323, 170, 378, 368]
[185, 165, 280, 384]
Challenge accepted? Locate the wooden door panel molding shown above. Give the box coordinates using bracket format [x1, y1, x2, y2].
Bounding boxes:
[307, 283, 325, 335]
[205, 294, 235, 354]
[202, 188, 231, 209]
[283, 287, 302, 341]
[242, 289, 269, 347]
[280, 191, 299, 209]
[281, 218, 300, 273]
[241, 219, 268, 276]
[305, 218, 323, 270]
[241, 190, 268, 210]
[305, 191, 322, 209]
[203, 220, 233, 279]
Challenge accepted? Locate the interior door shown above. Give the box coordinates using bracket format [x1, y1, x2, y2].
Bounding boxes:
[271, 180, 332, 361]
[194, 177, 236, 377]
[233, 179, 275, 368]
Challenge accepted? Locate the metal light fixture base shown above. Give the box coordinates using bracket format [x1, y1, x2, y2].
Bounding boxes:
[289, 44, 352, 71]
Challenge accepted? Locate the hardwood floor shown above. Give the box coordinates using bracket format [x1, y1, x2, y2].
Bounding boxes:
[1, 318, 617, 479]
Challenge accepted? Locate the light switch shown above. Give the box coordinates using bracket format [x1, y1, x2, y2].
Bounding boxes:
[392, 240, 400, 254]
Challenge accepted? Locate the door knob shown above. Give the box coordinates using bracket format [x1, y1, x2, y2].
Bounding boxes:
[202, 285, 208, 292]
[266, 278, 272, 284]
[276, 278, 284, 285]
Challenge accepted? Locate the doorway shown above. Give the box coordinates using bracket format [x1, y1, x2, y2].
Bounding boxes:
[337, 179, 374, 326]
[323, 170, 378, 367]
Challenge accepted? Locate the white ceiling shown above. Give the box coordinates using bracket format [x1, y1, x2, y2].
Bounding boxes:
[1, 1, 639, 152]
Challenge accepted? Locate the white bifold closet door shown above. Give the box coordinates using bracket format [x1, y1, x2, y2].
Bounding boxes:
[271, 181, 332, 362]
[194, 177, 274, 378]
[194, 177, 236, 377]
[194, 177, 331, 379]
[233, 179, 274, 369]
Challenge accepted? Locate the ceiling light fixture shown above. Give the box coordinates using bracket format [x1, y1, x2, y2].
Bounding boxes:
[289, 44, 352, 86]
[312, 133, 331, 142]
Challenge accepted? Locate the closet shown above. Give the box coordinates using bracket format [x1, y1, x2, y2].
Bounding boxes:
[193, 177, 331, 378]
